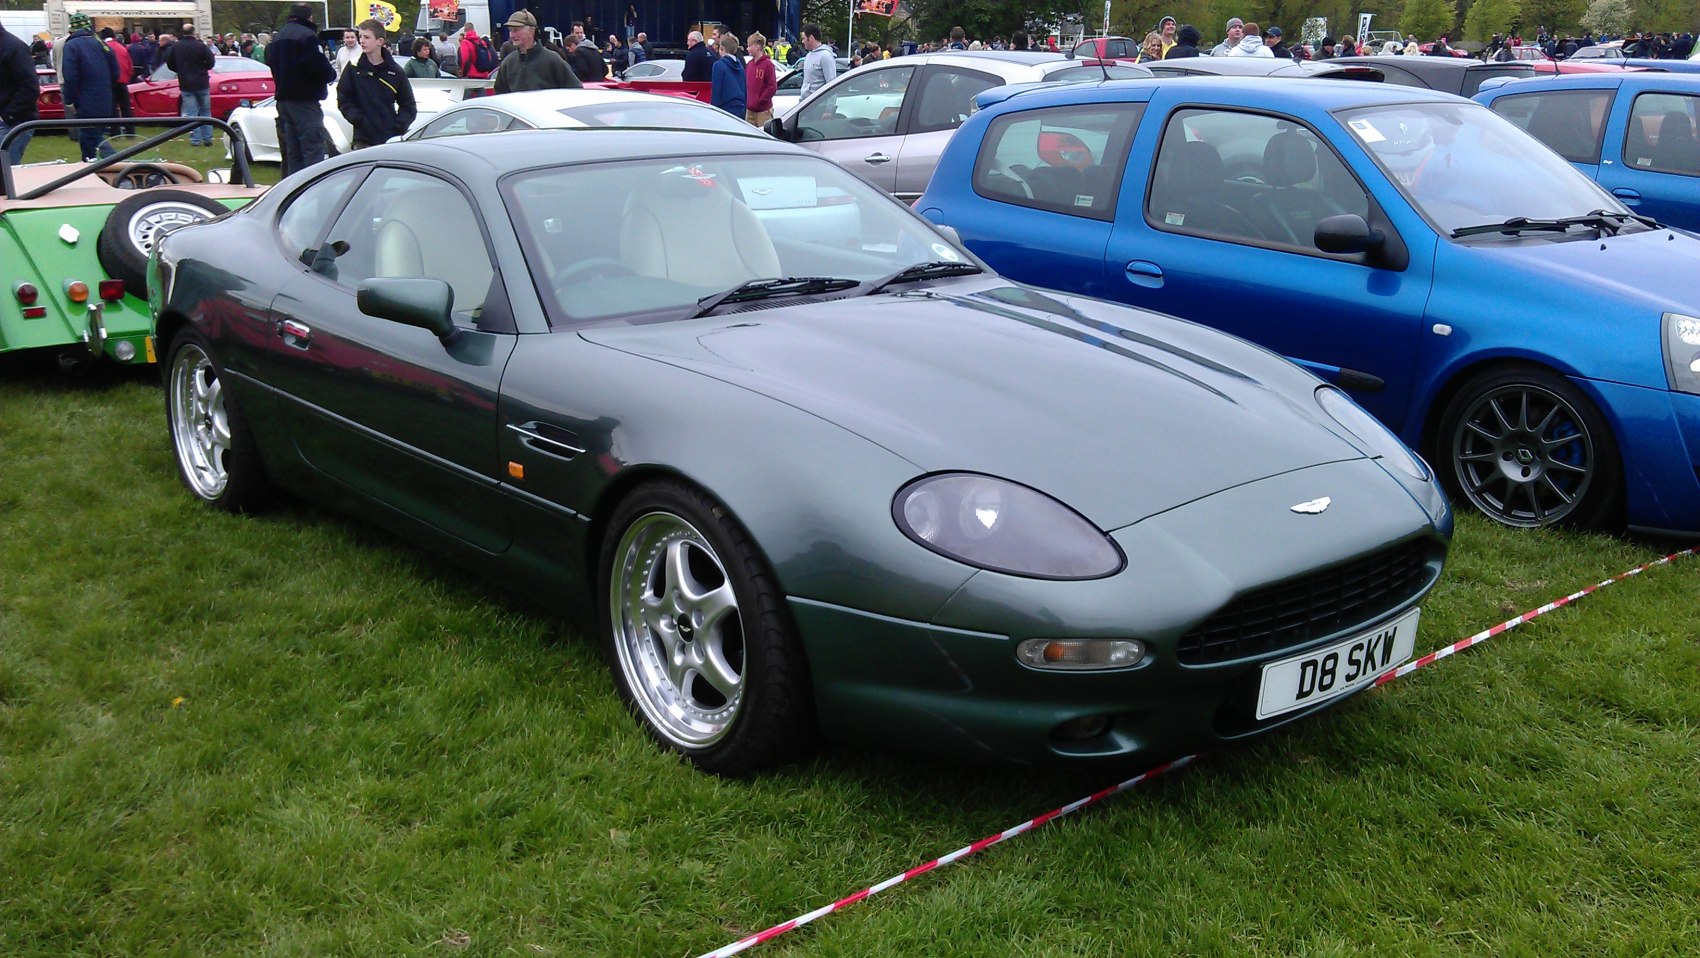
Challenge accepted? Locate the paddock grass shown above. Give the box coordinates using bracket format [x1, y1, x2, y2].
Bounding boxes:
[2, 365, 1697, 957]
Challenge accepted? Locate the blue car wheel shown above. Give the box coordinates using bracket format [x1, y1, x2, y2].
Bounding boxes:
[1439, 366, 1622, 529]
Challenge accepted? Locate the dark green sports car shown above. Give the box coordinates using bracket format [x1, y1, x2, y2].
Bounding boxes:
[150, 130, 1451, 774]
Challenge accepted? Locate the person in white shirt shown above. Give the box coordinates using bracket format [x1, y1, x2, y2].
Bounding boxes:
[334, 28, 359, 73]
[799, 21, 835, 97]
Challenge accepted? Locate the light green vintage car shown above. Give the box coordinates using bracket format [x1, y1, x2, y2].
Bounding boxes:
[1, 117, 266, 369]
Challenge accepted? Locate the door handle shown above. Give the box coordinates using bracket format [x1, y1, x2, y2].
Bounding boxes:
[1611, 188, 1641, 203]
[1124, 260, 1164, 288]
[863, 152, 893, 166]
[279, 319, 311, 346]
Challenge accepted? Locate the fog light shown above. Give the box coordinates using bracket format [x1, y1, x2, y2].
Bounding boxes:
[1051, 714, 1113, 741]
[1016, 638, 1146, 671]
[114, 340, 137, 362]
[64, 279, 89, 303]
[98, 279, 124, 301]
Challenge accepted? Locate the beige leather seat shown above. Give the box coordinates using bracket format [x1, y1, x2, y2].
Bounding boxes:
[373, 188, 494, 314]
[618, 177, 780, 288]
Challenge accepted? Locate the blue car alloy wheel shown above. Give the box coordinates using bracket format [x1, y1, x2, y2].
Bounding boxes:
[1439, 366, 1622, 528]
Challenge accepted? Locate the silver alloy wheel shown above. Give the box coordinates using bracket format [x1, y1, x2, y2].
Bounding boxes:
[126, 201, 216, 258]
[609, 511, 746, 748]
[168, 342, 231, 501]
[1450, 381, 1594, 527]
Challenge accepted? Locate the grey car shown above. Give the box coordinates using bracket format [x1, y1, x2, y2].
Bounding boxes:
[767, 51, 1149, 203]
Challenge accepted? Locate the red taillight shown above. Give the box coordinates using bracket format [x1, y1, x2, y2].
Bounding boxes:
[22, 306, 47, 319]
[98, 279, 124, 301]
[13, 282, 38, 305]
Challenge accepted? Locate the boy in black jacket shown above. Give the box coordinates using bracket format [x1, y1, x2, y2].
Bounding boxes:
[337, 20, 416, 149]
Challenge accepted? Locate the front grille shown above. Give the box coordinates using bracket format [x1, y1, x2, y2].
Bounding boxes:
[1178, 538, 1438, 665]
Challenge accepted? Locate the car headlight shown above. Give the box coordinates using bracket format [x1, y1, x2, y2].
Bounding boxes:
[1315, 386, 1428, 480]
[1663, 313, 1700, 395]
[893, 473, 1122, 579]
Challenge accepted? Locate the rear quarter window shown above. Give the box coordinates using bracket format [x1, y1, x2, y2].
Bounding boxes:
[970, 104, 1144, 221]
[1486, 89, 1613, 163]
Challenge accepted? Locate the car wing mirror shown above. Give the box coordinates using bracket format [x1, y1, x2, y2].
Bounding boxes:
[1314, 213, 1384, 255]
[933, 223, 963, 246]
[357, 278, 460, 344]
[239, 98, 252, 108]
[763, 116, 791, 140]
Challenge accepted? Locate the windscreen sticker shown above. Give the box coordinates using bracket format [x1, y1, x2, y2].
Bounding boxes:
[1074, 195, 1094, 207]
[1165, 212, 1185, 225]
[1347, 118, 1386, 143]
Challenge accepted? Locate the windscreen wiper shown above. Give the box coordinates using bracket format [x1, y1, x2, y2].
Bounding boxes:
[862, 260, 984, 296]
[693, 276, 861, 317]
[1450, 209, 1652, 239]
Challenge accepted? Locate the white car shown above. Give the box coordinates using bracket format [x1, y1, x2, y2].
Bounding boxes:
[225, 81, 473, 163]
[405, 87, 766, 140]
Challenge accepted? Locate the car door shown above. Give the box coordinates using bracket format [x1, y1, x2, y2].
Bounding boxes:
[262, 165, 518, 553]
[789, 62, 916, 194]
[891, 64, 1002, 202]
[1599, 87, 1700, 228]
[920, 101, 1146, 301]
[1103, 101, 1434, 430]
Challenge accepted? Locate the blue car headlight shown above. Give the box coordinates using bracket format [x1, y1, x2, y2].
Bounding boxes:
[1663, 313, 1700, 395]
[1316, 386, 1429, 481]
[893, 474, 1123, 579]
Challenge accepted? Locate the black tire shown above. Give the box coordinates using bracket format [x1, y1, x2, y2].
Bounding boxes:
[1435, 365, 1622, 529]
[599, 480, 815, 774]
[97, 190, 229, 294]
[164, 328, 272, 513]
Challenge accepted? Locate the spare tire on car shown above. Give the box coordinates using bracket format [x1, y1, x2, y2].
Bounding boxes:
[96, 190, 230, 294]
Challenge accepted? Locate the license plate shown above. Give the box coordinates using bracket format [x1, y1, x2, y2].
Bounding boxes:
[1255, 608, 1420, 720]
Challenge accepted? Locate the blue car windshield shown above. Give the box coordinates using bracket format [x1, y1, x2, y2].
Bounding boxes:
[503, 154, 976, 324]
[1337, 102, 1629, 236]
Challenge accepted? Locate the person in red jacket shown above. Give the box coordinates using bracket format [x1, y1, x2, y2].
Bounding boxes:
[458, 23, 495, 80]
[99, 27, 134, 133]
[744, 32, 777, 127]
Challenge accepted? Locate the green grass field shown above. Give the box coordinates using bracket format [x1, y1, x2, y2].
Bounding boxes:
[2, 363, 1697, 957]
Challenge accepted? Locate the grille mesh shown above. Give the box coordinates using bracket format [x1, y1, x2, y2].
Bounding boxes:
[1178, 538, 1438, 665]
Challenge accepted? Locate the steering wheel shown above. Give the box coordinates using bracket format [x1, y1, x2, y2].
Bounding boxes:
[553, 257, 636, 291]
[116, 163, 181, 190]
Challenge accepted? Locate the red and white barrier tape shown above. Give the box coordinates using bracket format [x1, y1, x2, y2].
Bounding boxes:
[695, 544, 1698, 958]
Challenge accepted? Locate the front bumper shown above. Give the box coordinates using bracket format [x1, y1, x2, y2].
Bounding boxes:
[796, 458, 1450, 767]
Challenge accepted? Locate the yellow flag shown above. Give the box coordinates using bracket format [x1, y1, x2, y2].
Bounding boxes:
[367, 0, 402, 31]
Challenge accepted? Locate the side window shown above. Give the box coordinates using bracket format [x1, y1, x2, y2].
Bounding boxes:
[319, 169, 495, 319]
[1107, 39, 1135, 59]
[1487, 90, 1612, 163]
[970, 104, 1144, 220]
[1146, 109, 1371, 250]
[910, 68, 1000, 134]
[1373, 66, 1425, 89]
[418, 107, 509, 138]
[277, 167, 363, 263]
[1625, 92, 1700, 175]
[796, 67, 913, 141]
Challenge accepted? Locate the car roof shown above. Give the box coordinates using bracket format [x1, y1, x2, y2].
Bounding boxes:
[1475, 71, 1700, 95]
[1328, 55, 1527, 74]
[351, 127, 806, 172]
[980, 74, 1466, 113]
[437, 87, 740, 123]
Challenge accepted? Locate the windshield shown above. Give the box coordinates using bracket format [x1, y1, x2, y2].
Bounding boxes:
[554, 100, 758, 135]
[152, 57, 268, 81]
[1337, 101, 1630, 236]
[505, 154, 976, 324]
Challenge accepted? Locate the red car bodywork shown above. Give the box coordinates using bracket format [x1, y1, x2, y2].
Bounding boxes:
[39, 56, 273, 124]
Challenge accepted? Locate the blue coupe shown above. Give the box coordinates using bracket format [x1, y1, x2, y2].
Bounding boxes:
[1473, 72, 1700, 231]
[918, 77, 1700, 535]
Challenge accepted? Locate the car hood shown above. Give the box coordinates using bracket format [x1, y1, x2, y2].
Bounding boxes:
[1463, 226, 1700, 313]
[579, 282, 1368, 529]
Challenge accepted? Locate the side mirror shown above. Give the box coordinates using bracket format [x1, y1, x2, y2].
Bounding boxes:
[238, 98, 252, 108]
[933, 224, 963, 246]
[1314, 213, 1384, 255]
[763, 116, 789, 140]
[357, 278, 459, 344]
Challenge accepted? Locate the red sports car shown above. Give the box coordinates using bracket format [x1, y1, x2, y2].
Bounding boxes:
[37, 56, 273, 125]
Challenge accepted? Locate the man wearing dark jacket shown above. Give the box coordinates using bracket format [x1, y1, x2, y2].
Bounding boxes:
[1164, 24, 1201, 58]
[492, 10, 580, 93]
[0, 21, 40, 165]
[127, 32, 152, 80]
[165, 23, 215, 146]
[61, 13, 119, 160]
[681, 30, 714, 81]
[337, 20, 416, 148]
[269, 3, 337, 173]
